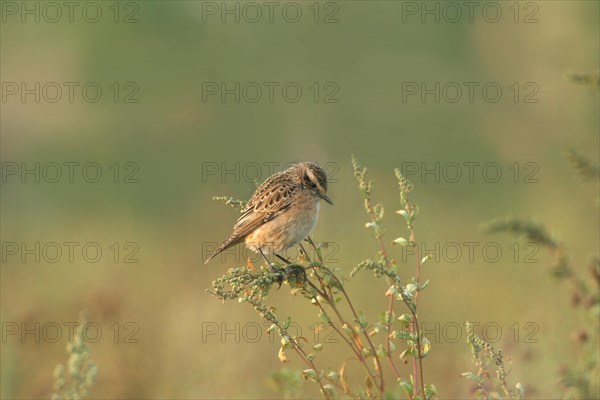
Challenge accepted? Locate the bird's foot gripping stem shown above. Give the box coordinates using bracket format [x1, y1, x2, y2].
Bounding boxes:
[273, 264, 307, 288]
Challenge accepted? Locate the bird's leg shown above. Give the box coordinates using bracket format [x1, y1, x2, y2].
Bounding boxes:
[259, 248, 279, 272]
[259, 248, 286, 288]
[275, 253, 291, 264]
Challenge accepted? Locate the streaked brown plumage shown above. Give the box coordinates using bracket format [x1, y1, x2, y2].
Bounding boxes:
[205, 162, 332, 264]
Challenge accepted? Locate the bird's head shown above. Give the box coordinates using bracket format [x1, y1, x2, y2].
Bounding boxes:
[294, 162, 333, 205]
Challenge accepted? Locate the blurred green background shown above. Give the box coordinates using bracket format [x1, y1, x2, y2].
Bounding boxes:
[1, 1, 598, 398]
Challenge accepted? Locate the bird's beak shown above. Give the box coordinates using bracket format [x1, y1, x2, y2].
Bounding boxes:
[321, 194, 333, 205]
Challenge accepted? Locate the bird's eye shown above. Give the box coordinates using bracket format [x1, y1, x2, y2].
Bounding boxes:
[311, 183, 317, 189]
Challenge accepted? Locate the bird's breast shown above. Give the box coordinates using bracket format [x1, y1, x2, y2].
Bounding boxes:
[245, 192, 320, 253]
[279, 194, 319, 249]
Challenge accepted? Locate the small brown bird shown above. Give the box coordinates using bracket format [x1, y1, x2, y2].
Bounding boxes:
[205, 162, 333, 264]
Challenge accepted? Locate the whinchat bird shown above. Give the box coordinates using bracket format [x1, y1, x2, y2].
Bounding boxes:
[205, 162, 333, 264]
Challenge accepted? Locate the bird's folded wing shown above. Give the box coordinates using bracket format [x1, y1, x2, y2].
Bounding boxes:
[230, 179, 297, 240]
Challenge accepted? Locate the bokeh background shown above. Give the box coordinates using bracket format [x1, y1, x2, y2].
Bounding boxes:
[1, 1, 598, 398]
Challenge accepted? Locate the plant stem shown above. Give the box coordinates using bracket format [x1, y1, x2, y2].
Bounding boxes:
[403, 196, 426, 399]
[307, 237, 385, 394]
[310, 291, 384, 397]
[271, 320, 328, 396]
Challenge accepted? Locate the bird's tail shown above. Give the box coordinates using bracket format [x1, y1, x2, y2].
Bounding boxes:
[204, 236, 243, 264]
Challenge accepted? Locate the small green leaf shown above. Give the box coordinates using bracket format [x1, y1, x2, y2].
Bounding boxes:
[378, 311, 393, 325]
[371, 323, 383, 334]
[398, 379, 413, 396]
[425, 383, 438, 399]
[396, 209, 409, 218]
[393, 330, 413, 342]
[389, 341, 396, 353]
[321, 384, 336, 398]
[392, 237, 409, 246]
[399, 348, 413, 360]
[461, 372, 482, 384]
[376, 204, 384, 220]
[302, 369, 318, 382]
[341, 323, 353, 335]
[327, 370, 340, 382]
[357, 312, 368, 329]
